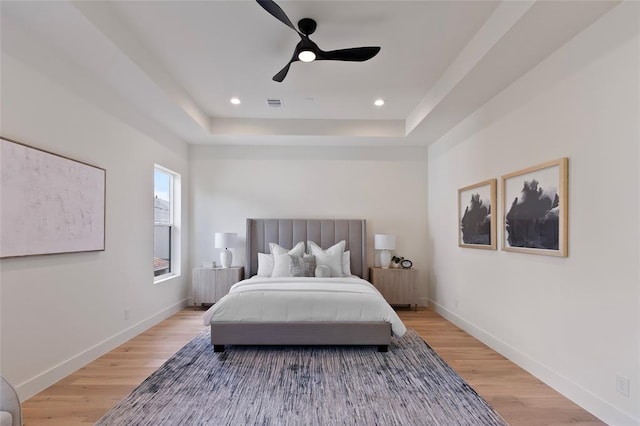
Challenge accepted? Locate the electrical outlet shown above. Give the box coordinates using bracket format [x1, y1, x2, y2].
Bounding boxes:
[616, 375, 630, 397]
[124, 309, 130, 321]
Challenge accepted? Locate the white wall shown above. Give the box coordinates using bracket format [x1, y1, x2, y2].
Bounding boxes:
[427, 3, 639, 425]
[0, 53, 190, 399]
[190, 145, 429, 302]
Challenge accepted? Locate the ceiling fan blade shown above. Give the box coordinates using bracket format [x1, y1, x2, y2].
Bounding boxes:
[272, 46, 302, 82]
[273, 59, 296, 82]
[317, 46, 381, 62]
[256, 0, 301, 34]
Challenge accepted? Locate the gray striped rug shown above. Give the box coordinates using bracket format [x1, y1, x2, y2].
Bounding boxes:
[97, 329, 507, 425]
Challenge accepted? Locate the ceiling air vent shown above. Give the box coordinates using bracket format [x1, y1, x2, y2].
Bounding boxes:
[266, 99, 283, 108]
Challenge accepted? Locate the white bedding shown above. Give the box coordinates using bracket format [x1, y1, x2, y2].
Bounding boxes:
[203, 276, 406, 337]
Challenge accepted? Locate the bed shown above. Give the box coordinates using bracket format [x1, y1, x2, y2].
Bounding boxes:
[204, 219, 406, 352]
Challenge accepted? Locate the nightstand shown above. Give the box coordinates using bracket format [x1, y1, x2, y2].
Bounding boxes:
[192, 266, 244, 306]
[369, 267, 418, 310]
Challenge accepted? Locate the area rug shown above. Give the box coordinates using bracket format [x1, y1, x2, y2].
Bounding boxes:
[96, 329, 507, 425]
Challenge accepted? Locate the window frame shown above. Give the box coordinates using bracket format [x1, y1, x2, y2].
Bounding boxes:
[154, 164, 181, 283]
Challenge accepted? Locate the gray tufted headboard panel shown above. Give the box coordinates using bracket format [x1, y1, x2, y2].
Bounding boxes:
[245, 219, 367, 280]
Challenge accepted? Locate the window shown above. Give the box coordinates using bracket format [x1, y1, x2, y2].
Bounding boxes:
[154, 165, 181, 280]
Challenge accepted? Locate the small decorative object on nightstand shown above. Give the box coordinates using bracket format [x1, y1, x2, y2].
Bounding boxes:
[369, 267, 418, 310]
[192, 266, 244, 306]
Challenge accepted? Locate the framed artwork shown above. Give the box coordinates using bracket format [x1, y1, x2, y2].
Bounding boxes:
[458, 179, 497, 250]
[0, 137, 106, 258]
[502, 158, 568, 257]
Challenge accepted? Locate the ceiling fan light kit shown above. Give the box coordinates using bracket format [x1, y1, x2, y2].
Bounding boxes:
[256, 0, 381, 82]
[298, 50, 316, 63]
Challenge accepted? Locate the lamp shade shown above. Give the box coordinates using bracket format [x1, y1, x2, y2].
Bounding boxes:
[214, 232, 237, 249]
[374, 234, 396, 250]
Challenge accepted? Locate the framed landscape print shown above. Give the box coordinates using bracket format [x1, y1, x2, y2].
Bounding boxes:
[458, 179, 497, 250]
[502, 158, 568, 257]
[0, 137, 106, 258]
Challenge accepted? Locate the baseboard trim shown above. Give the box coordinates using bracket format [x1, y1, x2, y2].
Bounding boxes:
[428, 299, 638, 426]
[16, 298, 190, 401]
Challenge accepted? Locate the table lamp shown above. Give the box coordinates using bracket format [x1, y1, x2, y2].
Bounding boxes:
[374, 234, 396, 269]
[214, 232, 237, 268]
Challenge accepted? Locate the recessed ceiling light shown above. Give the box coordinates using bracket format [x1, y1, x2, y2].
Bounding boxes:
[374, 99, 385, 106]
[230, 97, 241, 105]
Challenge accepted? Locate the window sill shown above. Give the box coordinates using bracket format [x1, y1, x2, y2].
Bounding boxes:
[154, 273, 180, 284]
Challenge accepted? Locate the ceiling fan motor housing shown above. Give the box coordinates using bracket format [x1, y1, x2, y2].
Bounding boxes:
[298, 18, 317, 35]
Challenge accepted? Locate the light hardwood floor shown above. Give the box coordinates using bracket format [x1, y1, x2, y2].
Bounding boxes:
[21, 308, 604, 425]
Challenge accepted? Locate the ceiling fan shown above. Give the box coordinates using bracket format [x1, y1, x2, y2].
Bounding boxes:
[256, 0, 381, 82]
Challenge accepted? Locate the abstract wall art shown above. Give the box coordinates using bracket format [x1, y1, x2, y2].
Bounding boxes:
[0, 137, 106, 258]
[502, 158, 568, 257]
[458, 178, 497, 250]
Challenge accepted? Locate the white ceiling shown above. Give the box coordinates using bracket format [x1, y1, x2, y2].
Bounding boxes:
[1, 0, 619, 146]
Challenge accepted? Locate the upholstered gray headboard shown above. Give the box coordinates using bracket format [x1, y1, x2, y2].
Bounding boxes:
[245, 219, 367, 280]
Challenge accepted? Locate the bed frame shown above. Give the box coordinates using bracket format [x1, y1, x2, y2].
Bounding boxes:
[210, 219, 392, 352]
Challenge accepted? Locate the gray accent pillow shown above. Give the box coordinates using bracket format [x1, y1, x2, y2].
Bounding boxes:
[289, 254, 316, 277]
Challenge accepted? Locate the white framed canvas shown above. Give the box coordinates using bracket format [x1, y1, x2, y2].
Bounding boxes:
[0, 137, 106, 258]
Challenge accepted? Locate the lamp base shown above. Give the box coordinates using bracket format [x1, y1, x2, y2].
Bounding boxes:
[220, 249, 232, 268]
[380, 250, 391, 269]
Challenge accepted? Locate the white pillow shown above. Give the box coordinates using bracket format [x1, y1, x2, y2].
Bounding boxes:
[314, 265, 332, 278]
[308, 240, 347, 276]
[308, 240, 345, 257]
[257, 252, 274, 277]
[269, 241, 304, 278]
[271, 251, 293, 278]
[270, 241, 305, 257]
[314, 252, 343, 277]
[343, 251, 352, 276]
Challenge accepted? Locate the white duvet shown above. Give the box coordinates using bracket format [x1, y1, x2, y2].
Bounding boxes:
[202, 276, 406, 337]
